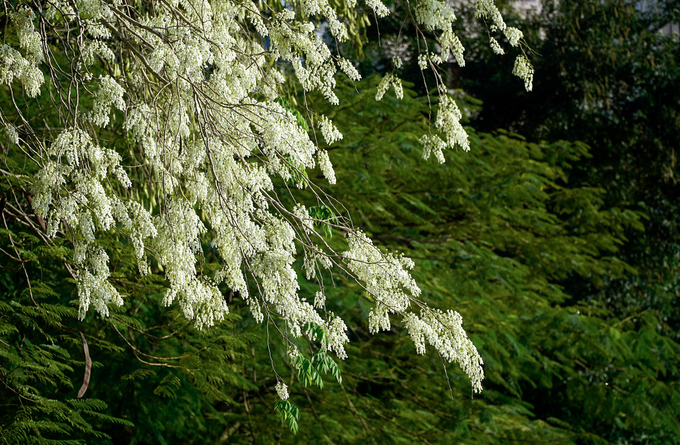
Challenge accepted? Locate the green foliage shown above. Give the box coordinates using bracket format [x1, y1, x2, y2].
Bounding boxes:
[0, 225, 129, 443]
[293, 350, 343, 390]
[311, 350, 342, 384]
[307, 205, 339, 238]
[0, 139, 253, 443]
[2, 4, 679, 442]
[457, 0, 680, 341]
[449, 5, 680, 440]
[218, 77, 679, 444]
[274, 400, 300, 434]
[294, 355, 325, 389]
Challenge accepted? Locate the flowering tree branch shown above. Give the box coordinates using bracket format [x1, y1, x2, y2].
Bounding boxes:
[0, 0, 532, 400]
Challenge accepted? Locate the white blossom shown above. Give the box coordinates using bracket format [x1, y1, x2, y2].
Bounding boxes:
[90, 75, 126, 127]
[376, 74, 393, 100]
[325, 314, 349, 359]
[11, 8, 43, 63]
[475, 0, 506, 32]
[275, 381, 290, 401]
[392, 77, 404, 100]
[337, 58, 362, 81]
[490, 37, 505, 55]
[404, 309, 484, 393]
[314, 291, 326, 309]
[414, 0, 457, 31]
[392, 56, 403, 69]
[504, 27, 524, 47]
[319, 115, 343, 145]
[317, 149, 336, 184]
[429, 95, 471, 156]
[0, 43, 44, 97]
[293, 203, 314, 234]
[441, 30, 466, 66]
[4, 124, 19, 145]
[418, 54, 429, 70]
[513, 54, 535, 92]
[366, 0, 390, 17]
[342, 230, 420, 317]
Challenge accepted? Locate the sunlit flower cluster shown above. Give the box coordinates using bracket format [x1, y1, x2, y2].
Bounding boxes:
[375, 73, 403, 100]
[0, 8, 44, 98]
[342, 231, 420, 332]
[405, 309, 484, 393]
[513, 54, 535, 92]
[275, 382, 290, 401]
[90, 75, 126, 127]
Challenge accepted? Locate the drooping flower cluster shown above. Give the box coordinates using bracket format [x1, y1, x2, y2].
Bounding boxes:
[0, 8, 44, 97]
[404, 310, 484, 393]
[513, 54, 535, 92]
[275, 382, 290, 401]
[90, 75, 126, 127]
[370, 0, 533, 162]
[420, 91, 471, 161]
[0, 0, 525, 395]
[342, 231, 421, 334]
[375, 73, 403, 101]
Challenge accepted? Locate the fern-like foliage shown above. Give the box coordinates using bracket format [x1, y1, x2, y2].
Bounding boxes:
[0, 224, 131, 443]
[0, 122, 253, 443]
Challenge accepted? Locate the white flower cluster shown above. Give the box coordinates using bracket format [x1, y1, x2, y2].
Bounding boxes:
[362, 0, 530, 167]
[297, 0, 349, 41]
[12, 8, 43, 62]
[418, 54, 429, 71]
[293, 204, 314, 235]
[435, 95, 470, 152]
[4, 124, 19, 145]
[31, 128, 138, 319]
[504, 27, 524, 47]
[342, 231, 484, 391]
[275, 381, 290, 401]
[366, 0, 390, 17]
[440, 29, 466, 67]
[90, 75, 126, 127]
[475, 0, 507, 32]
[0, 8, 44, 97]
[513, 54, 535, 92]
[392, 56, 403, 70]
[490, 37, 505, 55]
[319, 115, 343, 145]
[375, 73, 403, 101]
[414, 0, 457, 31]
[404, 309, 484, 393]
[337, 58, 362, 82]
[77, 246, 124, 319]
[473, 0, 533, 92]
[420, 92, 469, 162]
[317, 150, 337, 184]
[267, 9, 343, 105]
[342, 231, 420, 332]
